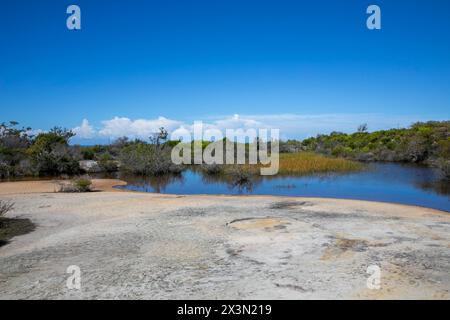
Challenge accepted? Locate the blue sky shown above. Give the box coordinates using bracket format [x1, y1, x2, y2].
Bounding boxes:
[0, 0, 449, 143]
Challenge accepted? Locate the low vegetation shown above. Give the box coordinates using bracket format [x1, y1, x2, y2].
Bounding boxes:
[97, 153, 119, 172]
[58, 177, 92, 193]
[197, 152, 361, 188]
[228, 165, 253, 186]
[277, 152, 363, 175]
[119, 135, 183, 176]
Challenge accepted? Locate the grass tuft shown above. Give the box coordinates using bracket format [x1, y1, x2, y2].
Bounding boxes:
[276, 152, 363, 175]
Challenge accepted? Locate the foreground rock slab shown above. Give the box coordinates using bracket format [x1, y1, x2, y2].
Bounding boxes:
[0, 186, 449, 299]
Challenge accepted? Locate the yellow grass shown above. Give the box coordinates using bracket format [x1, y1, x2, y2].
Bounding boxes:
[276, 152, 363, 175]
[199, 152, 363, 176]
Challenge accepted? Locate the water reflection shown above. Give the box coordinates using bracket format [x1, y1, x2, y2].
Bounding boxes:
[416, 180, 450, 196]
[118, 173, 184, 193]
[117, 163, 449, 212]
[200, 171, 262, 193]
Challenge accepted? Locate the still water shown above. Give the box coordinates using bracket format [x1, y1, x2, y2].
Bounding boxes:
[117, 163, 450, 212]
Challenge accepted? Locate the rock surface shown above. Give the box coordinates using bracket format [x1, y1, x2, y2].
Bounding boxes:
[0, 183, 449, 299]
[79, 160, 102, 173]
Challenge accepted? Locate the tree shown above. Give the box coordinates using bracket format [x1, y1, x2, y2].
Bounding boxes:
[357, 123, 368, 133]
[0, 121, 33, 177]
[150, 127, 168, 147]
[29, 127, 74, 153]
[28, 127, 79, 175]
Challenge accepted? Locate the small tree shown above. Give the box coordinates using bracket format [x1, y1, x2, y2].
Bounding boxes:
[29, 127, 75, 154]
[150, 127, 168, 147]
[28, 128, 80, 175]
[357, 123, 368, 133]
[0, 121, 33, 177]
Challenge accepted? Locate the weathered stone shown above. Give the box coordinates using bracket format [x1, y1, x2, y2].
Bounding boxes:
[79, 160, 102, 173]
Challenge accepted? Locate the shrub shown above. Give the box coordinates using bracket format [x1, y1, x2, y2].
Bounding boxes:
[82, 148, 95, 160]
[201, 163, 223, 175]
[119, 142, 182, 176]
[0, 161, 13, 179]
[74, 178, 92, 192]
[28, 128, 81, 176]
[58, 177, 92, 193]
[32, 144, 81, 175]
[97, 153, 118, 172]
[0, 122, 33, 177]
[227, 166, 252, 186]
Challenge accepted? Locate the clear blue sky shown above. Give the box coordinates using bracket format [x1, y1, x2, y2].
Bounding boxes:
[0, 0, 449, 140]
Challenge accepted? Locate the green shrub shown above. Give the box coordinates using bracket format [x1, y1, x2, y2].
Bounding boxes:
[59, 177, 92, 193]
[28, 128, 81, 176]
[0, 122, 33, 177]
[119, 142, 182, 176]
[0, 162, 13, 179]
[82, 148, 95, 160]
[97, 153, 118, 172]
[74, 178, 92, 192]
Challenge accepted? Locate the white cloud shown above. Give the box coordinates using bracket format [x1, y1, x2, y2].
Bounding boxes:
[73, 119, 96, 139]
[70, 113, 429, 143]
[98, 116, 183, 139]
[213, 114, 263, 130]
[171, 125, 192, 140]
[26, 128, 44, 137]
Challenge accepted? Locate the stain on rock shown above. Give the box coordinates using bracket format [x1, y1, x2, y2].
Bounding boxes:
[274, 283, 312, 293]
[227, 217, 290, 231]
[269, 201, 313, 210]
[321, 237, 369, 260]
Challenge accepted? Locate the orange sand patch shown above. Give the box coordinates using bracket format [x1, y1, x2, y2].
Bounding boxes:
[0, 179, 126, 195]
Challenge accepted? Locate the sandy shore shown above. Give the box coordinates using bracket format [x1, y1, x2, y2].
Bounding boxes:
[0, 179, 449, 299]
[0, 179, 127, 195]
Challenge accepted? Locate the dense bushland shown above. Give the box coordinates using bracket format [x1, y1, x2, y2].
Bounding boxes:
[300, 121, 449, 166]
[0, 122, 81, 178]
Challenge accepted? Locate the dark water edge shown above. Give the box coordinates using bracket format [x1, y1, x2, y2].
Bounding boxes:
[116, 163, 450, 212]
